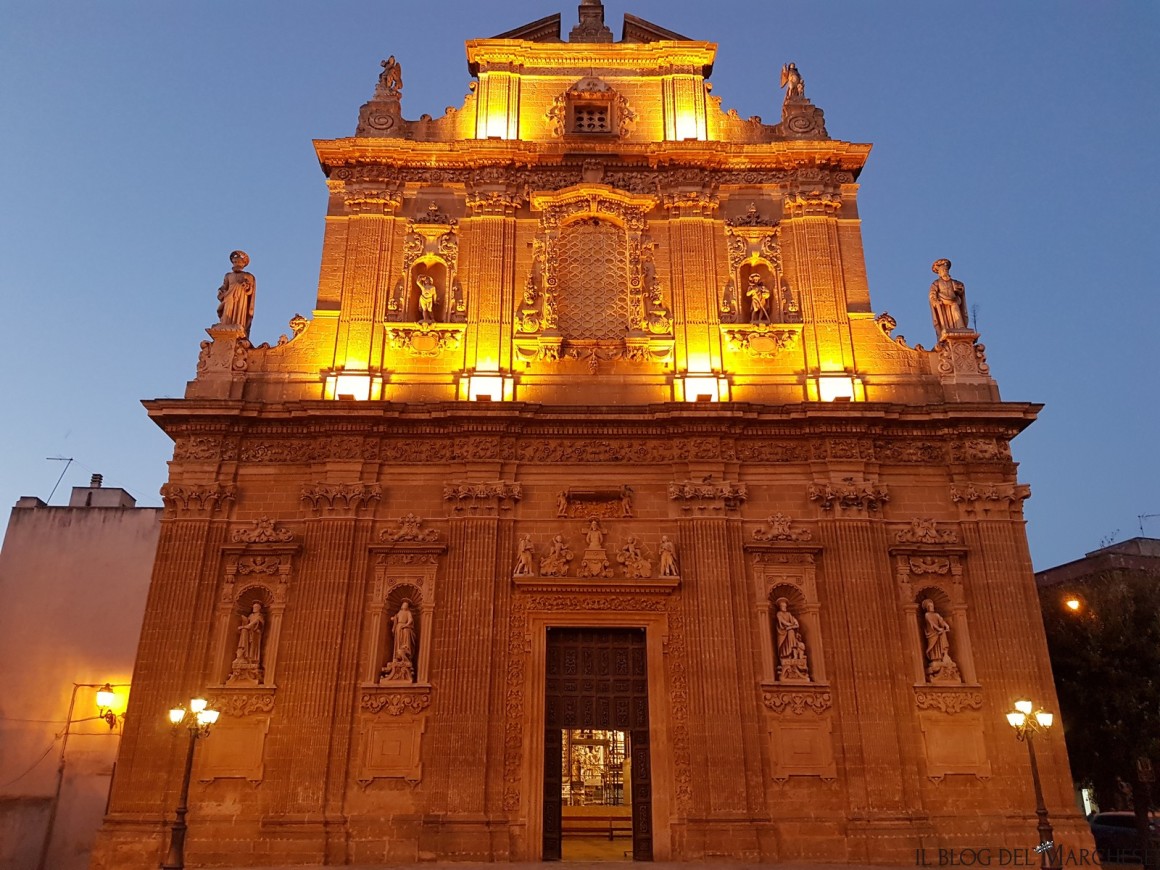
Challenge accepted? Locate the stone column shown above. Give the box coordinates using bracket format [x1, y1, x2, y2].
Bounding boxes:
[463, 188, 522, 376]
[662, 191, 722, 375]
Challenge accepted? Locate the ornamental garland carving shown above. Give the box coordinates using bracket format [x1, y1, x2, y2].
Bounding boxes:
[206, 691, 275, 719]
[723, 326, 799, 358]
[236, 555, 282, 575]
[385, 325, 462, 356]
[299, 483, 382, 514]
[668, 479, 748, 510]
[950, 438, 1012, 463]
[361, 691, 431, 715]
[762, 689, 833, 715]
[230, 516, 294, 544]
[874, 440, 946, 464]
[807, 478, 889, 513]
[894, 519, 959, 545]
[914, 688, 984, 715]
[380, 513, 439, 543]
[160, 483, 236, 515]
[754, 513, 813, 542]
[442, 480, 523, 512]
[908, 556, 952, 575]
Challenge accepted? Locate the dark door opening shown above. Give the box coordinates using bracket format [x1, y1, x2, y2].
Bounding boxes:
[543, 627, 652, 861]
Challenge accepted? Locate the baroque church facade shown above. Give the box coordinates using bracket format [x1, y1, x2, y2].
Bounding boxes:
[93, 3, 1085, 866]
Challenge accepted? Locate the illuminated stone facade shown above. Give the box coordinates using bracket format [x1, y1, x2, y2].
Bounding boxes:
[93, 4, 1086, 866]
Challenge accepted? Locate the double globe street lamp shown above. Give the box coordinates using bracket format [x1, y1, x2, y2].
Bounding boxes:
[1006, 699, 1061, 870]
[161, 698, 220, 870]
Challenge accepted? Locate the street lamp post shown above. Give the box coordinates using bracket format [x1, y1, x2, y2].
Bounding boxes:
[160, 698, 219, 870]
[1006, 699, 1061, 870]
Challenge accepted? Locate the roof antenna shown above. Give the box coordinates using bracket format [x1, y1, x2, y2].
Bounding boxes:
[1139, 513, 1160, 535]
[46, 457, 74, 504]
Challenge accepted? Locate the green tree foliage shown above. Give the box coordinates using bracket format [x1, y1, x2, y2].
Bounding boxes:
[1039, 569, 1160, 811]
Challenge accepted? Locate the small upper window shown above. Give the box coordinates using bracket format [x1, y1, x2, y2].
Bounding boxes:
[548, 76, 635, 140]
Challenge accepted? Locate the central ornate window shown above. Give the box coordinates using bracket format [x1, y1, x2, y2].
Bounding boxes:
[555, 218, 629, 340]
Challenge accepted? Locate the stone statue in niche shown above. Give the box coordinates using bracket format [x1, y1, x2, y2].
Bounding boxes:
[378, 55, 403, 97]
[620, 485, 634, 518]
[539, 534, 573, 577]
[921, 598, 961, 683]
[416, 275, 438, 324]
[382, 600, 417, 683]
[617, 536, 652, 579]
[513, 534, 536, 576]
[780, 62, 806, 104]
[929, 258, 969, 338]
[228, 601, 265, 685]
[658, 535, 679, 577]
[578, 519, 612, 578]
[216, 250, 256, 337]
[774, 598, 810, 682]
[556, 491, 569, 518]
[747, 274, 772, 324]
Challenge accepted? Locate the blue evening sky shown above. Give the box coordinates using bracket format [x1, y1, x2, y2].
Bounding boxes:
[1, 2, 1156, 571]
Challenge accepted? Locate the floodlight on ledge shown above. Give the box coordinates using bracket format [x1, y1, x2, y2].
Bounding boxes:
[463, 373, 511, 402]
[817, 375, 857, 403]
[324, 373, 374, 401]
[677, 375, 729, 403]
[1064, 597, 1081, 612]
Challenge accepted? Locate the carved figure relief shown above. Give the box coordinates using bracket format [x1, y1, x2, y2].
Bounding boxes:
[929, 258, 969, 339]
[381, 600, 417, 683]
[617, 537, 652, 579]
[215, 250, 256, 337]
[578, 519, 612, 578]
[920, 598, 961, 684]
[539, 535, 574, 577]
[658, 535, 679, 577]
[228, 602, 266, 685]
[555, 485, 634, 519]
[513, 534, 536, 577]
[754, 513, 813, 543]
[774, 598, 810, 683]
[380, 513, 439, 543]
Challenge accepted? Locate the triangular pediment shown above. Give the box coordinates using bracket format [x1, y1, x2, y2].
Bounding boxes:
[621, 13, 692, 43]
[491, 13, 562, 42]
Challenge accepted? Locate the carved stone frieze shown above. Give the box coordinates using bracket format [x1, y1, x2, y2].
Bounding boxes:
[914, 688, 984, 715]
[753, 513, 813, 543]
[735, 439, 810, 463]
[660, 189, 719, 216]
[231, 516, 294, 544]
[360, 690, 431, 715]
[206, 691, 275, 719]
[807, 477, 888, 513]
[874, 439, 946, 464]
[160, 483, 236, 516]
[300, 483, 382, 514]
[894, 519, 958, 545]
[442, 480, 522, 512]
[950, 438, 1012, 463]
[762, 688, 833, 715]
[668, 479, 747, 511]
[556, 485, 634, 519]
[380, 513, 439, 543]
[950, 482, 1031, 518]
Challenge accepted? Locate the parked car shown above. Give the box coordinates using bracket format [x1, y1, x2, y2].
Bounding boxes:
[1090, 811, 1160, 863]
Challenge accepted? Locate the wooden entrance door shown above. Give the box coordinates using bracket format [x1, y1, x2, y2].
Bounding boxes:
[543, 627, 652, 861]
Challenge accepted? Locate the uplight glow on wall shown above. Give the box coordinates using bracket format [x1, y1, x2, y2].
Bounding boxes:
[324, 373, 374, 401]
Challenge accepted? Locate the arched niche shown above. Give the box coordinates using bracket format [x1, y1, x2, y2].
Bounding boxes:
[407, 259, 450, 323]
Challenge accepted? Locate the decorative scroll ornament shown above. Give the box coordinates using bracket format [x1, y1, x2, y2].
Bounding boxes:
[807, 477, 889, 513]
[380, 513, 439, 543]
[206, 691, 275, 719]
[894, 519, 958, 545]
[726, 202, 777, 227]
[360, 690, 431, 715]
[753, 513, 813, 542]
[937, 334, 991, 377]
[762, 688, 832, 715]
[230, 516, 294, 544]
[299, 483, 382, 514]
[914, 688, 984, 715]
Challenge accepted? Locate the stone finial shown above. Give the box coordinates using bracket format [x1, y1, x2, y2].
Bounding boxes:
[569, 0, 613, 43]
